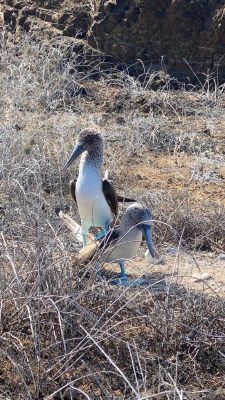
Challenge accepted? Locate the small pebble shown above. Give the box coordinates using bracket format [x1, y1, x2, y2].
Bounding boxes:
[217, 253, 225, 260]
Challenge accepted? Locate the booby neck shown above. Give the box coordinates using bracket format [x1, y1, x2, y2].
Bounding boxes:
[119, 213, 135, 235]
[119, 203, 151, 235]
[79, 146, 104, 175]
[119, 219, 139, 237]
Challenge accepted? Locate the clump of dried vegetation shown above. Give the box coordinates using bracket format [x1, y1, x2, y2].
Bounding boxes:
[1, 32, 225, 399]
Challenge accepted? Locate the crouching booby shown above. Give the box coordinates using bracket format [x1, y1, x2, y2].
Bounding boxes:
[97, 203, 156, 283]
[64, 129, 133, 247]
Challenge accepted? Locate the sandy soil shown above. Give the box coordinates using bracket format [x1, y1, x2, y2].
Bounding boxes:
[103, 249, 225, 296]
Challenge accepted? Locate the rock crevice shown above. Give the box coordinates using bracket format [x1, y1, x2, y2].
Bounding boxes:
[2, 0, 225, 82]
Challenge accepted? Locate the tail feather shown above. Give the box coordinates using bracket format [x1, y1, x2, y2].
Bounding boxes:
[79, 241, 99, 259]
[57, 210, 94, 244]
[104, 170, 135, 203]
[58, 211, 83, 243]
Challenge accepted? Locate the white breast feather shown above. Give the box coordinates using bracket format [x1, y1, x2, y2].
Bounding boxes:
[76, 164, 113, 229]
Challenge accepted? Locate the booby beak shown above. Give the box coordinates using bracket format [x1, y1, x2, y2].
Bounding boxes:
[64, 143, 85, 170]
[141, 224, 155, 258]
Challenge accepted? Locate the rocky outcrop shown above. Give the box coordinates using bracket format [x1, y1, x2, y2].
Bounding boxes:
[2, 0, 225, 82]
[88, 0, 225, 82]
[1, 0, 94, 38]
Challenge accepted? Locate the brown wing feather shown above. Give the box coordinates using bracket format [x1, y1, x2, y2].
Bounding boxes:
[70, 179, 77, 204]
[102, 179, 118, 215]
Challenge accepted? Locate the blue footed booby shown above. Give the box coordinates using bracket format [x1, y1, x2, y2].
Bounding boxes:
[64, 129, 120, 246]
[97, 203, 156, 283]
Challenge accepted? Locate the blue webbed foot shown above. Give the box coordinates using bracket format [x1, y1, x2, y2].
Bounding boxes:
[110, 275, 127, 286]
[95, 230, 106, 241]
[110, 262, 128, 286]
[95, 223, 110, 241]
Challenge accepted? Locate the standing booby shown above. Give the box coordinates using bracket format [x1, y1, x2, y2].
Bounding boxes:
[64, 129, 118, 246]
[97, 203, 156, 283]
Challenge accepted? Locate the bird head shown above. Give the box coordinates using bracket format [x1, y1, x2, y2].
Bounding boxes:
[64, 129, 103, 170]
[122, 203, 156, 258]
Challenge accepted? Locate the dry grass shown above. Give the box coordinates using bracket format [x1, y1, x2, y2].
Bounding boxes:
[140, 192, 225, 253]
[1, 32, 225, 399]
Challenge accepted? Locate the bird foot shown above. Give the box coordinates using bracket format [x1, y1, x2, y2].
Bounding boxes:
[95, 229, 107, 241]
[97, 272, 149, 287]
[109, 276, 127, 286]
[110, 277, 150, 287]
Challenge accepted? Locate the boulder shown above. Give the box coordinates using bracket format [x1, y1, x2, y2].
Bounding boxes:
[2, 0, 225, 82]
[62, 9, 92, 38]
[88, 0, 225, 82]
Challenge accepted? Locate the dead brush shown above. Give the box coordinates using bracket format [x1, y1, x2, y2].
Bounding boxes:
[1, 32, 225, 399]
[0, 31, 91, 113]
[1, 137, 225, 399]
[141, 191, 225, 253]
[1, 232, 225, 399]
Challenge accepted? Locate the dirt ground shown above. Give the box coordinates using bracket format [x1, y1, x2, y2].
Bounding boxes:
[102, 250, 225, 296]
